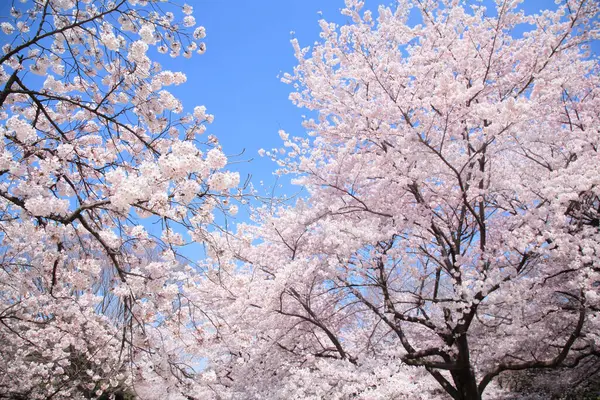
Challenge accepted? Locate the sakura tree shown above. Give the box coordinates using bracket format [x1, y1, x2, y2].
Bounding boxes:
[0, 0, 239, 398]
[205, 0, 600, 399]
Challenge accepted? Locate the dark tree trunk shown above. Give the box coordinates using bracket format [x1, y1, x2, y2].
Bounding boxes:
[450, 334, 481, 400]
[451, 367, 480, 400]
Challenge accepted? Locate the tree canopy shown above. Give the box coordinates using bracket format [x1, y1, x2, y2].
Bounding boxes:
[0, 0, 599, 399]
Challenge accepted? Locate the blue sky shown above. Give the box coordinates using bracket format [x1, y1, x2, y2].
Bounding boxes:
[169, 1, 360, 196]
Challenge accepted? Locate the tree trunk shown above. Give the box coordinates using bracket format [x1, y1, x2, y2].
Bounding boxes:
[451, 367, 480, 400]
[451, 334, 481, 400]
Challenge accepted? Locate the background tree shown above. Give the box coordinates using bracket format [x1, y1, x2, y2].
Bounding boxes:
[203, 0, 600, 399]
[0, 0, 239, 398]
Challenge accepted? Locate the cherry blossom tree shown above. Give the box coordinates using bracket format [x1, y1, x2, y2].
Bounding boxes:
[203, 0, 600, 399]
[0, 1, 239, 398]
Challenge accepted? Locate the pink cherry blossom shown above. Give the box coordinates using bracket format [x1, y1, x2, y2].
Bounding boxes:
[202, 1, 600, 399]
[0, 0, 231, 398]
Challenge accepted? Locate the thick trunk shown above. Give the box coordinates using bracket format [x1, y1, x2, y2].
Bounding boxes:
[451, 334, 480, 400]
[451, 367, 480, 400]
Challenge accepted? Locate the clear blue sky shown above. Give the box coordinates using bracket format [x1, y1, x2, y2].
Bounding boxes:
[168, 1, 362, 195]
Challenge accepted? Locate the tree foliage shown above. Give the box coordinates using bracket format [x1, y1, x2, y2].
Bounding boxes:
[2, 0, 600, 399]
[0, 0, 238, 398]
[202, 0, 600, 399]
